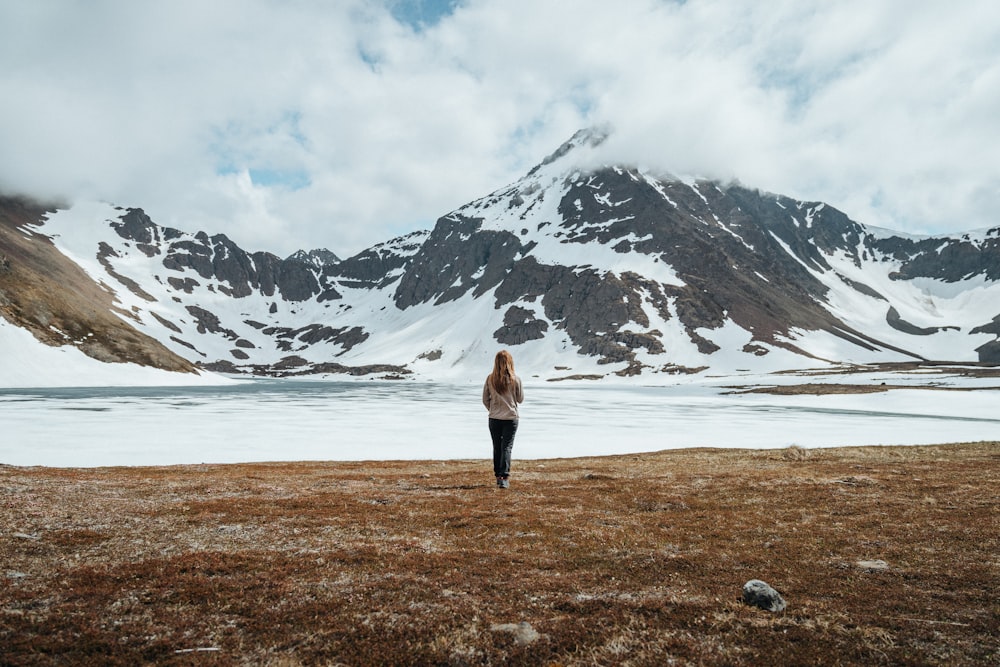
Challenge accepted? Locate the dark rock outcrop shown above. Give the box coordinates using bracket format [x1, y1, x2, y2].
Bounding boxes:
[331, 231, 427, 290]
[886, 307, 955, 336]
[872, 229, 1000, 282]
[286, 248, 340, 267]
[392, 215, 523, 309]
[976, 339, 1000, 364]
[742, 579, 787, 612]
[112, 208, 325, 303]
[494, 305, 549, 345]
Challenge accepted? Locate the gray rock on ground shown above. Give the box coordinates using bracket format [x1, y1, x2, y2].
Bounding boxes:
[742, 579, 787, 612]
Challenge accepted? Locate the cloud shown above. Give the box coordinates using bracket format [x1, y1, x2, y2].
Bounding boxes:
[586, 0, 1000, 234]
[1, 0, 998, 258]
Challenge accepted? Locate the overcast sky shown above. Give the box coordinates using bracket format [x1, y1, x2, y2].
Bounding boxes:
[2, 0, 998, 257]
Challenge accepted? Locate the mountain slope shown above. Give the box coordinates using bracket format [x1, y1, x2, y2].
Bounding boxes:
[360, 129, 1000, 375]
[5, 130, 1000, 384]
[0, 197, 200, 377]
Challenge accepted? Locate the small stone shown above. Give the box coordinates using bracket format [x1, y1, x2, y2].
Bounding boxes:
[856, 559, 889, 571]
[490, 621, 541, 645]
[742, 579, 787, 612]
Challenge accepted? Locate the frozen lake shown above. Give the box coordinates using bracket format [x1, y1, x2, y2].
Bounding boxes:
[2, 379, 998, 467]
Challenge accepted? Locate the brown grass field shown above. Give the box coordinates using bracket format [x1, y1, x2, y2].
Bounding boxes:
[2, 442, 998, 666]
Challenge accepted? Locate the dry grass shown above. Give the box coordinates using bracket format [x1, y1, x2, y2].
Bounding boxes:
[2, 443, 999, 666]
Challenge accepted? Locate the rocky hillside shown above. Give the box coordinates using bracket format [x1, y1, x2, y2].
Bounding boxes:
[2, 130, 999, 383]
[0, 197, 198, 374]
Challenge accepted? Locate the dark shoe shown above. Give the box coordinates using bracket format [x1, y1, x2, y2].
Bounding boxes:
[496, 477, 504, 488]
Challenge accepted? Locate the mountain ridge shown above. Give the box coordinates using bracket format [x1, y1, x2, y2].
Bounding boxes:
[2, 131, 999, 384]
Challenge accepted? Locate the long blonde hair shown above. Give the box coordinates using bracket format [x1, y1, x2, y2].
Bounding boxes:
[488, 350, 516, 394]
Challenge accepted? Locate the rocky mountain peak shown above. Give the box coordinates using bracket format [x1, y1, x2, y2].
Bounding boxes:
[527, 125, 612, 177]
[287, 248, 341, 268]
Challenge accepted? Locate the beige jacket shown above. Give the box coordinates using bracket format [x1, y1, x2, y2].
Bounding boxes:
[482, 376, 524, 420]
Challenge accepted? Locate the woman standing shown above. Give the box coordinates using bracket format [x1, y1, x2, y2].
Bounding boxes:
[482, 350, 524, 489]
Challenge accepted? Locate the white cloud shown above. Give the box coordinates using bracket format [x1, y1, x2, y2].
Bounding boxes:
[1, 0, 998, 257]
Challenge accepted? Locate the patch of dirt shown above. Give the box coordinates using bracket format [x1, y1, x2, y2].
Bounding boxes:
[2, 443, 999, 665]
[728, 382, 1000, 395]
[776, 362, 1000, 378]
[727, 383, 896, 395]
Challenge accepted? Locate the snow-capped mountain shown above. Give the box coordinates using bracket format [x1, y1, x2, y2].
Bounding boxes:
[2, 129, 999, 385]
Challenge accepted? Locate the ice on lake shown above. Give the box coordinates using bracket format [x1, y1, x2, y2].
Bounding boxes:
[2, 378, 998, 467]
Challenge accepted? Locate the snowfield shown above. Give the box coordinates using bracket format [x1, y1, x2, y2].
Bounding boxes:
[2, 373, 997, 468]
[0, 317, 231, 389]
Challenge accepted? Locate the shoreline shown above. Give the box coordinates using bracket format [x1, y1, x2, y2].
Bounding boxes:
[2, 439, 997, 472]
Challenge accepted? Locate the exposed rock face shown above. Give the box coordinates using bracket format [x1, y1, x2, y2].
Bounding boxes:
[495, 257, 663, 364]
[286, 248, 340, 267]
[971, 314, 1000, 363]
[391, 216, 523, 309]
[495, 305, 549, 345]
[975, 339, 1000, 364]
[873, 230, 1000, 281]
[263, 324, 368, 352]
[272, 258, 323, 302]
[112, 208, 324, 303]
[112, 207, 162, 257]
[332, 230, 428, 290]
[886, 307, 956, 336]
[186, 306, 239, 339]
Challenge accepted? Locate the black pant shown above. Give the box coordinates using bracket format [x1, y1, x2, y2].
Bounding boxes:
[489, 418, 518, 478]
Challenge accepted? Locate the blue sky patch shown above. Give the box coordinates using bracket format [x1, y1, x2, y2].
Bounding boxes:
[388, 0, 460, 31]
[248, 168, 312, 191]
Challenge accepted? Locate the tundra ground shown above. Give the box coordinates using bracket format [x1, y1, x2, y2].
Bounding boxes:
[2, 442, 998, 665]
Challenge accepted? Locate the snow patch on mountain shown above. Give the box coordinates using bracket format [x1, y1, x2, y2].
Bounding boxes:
[0, 316, 230, 388]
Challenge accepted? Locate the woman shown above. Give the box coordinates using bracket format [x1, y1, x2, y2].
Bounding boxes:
[482, 350, 524, 489]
